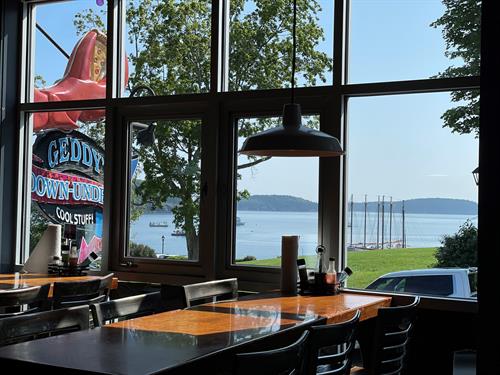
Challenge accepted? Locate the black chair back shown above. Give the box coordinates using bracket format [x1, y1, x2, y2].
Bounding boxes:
[235, 330, 310, 375]
[91, 292, 166, 327]
[0, 284, 50, 318]
[183, 278, 238, 307]
[52, 279, 104, 309]
[0, 305, 89, 346]
[305, 310, 361, 375]
[371, 297, 420, 375]
[98, 273, 114, 298]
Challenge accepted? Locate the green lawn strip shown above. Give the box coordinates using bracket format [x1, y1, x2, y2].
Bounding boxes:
[236, 247, 437, 289]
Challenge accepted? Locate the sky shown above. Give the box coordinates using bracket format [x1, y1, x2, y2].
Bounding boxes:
[34, 0, 479, 204]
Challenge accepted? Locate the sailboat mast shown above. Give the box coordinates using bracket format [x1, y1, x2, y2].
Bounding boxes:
[402, 200, 406, 248]
[376, 196, 380, 249]
[381, 195, 385, 249]
[389, 196, 393, 248]
[364, 194, 367, 248]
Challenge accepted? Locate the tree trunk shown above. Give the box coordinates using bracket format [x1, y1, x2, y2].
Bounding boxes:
[186, 230, 199, 260]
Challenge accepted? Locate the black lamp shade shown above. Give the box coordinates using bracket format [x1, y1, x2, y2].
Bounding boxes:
[239, 104, 344, 157]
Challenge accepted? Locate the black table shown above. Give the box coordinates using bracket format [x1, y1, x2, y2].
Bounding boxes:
[0, 293, 391, 374]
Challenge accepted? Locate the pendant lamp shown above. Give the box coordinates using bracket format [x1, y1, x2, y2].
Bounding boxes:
[239, 0, 344, 157]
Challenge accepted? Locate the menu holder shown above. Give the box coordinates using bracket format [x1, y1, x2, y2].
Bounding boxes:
[48, 263, 89, 276]
[297, 271, 340, 296]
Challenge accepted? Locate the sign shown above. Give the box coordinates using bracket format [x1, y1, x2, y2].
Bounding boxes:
[32, 130, 104, 227]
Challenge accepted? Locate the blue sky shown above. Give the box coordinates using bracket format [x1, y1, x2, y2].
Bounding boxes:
[34, 0, 479, 203]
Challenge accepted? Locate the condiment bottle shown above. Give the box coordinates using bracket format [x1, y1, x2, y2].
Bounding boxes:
[315, 245, 326, 274]
[69, 241, 79, 267]
[325, 257, 337, 285]
[61, 240, 70, 266]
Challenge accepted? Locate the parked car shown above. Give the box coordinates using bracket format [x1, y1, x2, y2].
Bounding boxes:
[365, 268, 477, 298]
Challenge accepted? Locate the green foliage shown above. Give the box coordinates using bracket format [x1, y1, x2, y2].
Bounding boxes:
[74, 8, 106, 36]
[129, 242, 157, 258]
[235, 255, 257, 262]
[34, 75, 47, 89]
[435, 220, 477, 268]
[431, 0, 481, 137]
[30, 207, 49, 254]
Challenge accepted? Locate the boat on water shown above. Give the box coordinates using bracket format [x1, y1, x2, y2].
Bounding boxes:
[171, 228, 185, 236]
[236, 217, 244, 226]
[149, 222, 169, 227]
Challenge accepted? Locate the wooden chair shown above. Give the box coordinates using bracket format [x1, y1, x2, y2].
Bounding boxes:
[0, 305, 89, 346]
[52, 275, 112, 309]
[182, 278, 238, 307]
[91, 291, 166, 327]
[353, 297, 420, 375]
[0, 284, 50, 318]
[305, 310, 361, 375]
[235, 330, 310, 375]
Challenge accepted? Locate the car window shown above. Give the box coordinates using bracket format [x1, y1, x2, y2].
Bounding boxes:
[403, 275, 454, 296]
[367, 277, 403, 292]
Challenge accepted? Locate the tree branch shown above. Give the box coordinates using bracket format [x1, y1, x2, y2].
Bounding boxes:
[237, 156, 271, 170]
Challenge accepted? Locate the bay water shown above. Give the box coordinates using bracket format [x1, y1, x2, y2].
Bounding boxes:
[129, 210, 477, 259]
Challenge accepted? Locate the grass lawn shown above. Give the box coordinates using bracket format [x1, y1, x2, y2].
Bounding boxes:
[237, 247, 438, 289]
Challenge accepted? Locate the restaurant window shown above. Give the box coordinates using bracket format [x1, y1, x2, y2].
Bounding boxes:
[122, 0, 212, 97]
[233, 116, 319, 268]
[126, 118, 202, 262]
[345, 91, 479, 299]
[29, 0, 108, 102]
[348, 0, 481, 83]
[28, 110, 106, 270]
[228, 0, 334, 91]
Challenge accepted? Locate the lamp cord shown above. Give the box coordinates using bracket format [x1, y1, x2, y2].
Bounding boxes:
[291, 0, 297, 105]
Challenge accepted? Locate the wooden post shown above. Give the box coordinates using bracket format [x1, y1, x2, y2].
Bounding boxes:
[281, 235, 299, 295]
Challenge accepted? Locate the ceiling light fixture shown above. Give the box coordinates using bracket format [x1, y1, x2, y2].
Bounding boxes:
[239, 0, 344, 157]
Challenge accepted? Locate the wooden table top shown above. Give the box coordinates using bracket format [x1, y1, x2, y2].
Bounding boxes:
[0, 292, 390, 374]
[0, 273, 118, 296]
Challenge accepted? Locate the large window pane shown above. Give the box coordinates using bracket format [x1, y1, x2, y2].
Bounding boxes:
[32, 1, 108, 103]
[228, 0, 334, 91]
[348, 0, 481, 83]
[345, 91, 479, 299]
[29, 110, 106, 270]
[123, 0, 211, 97]
[234, 116, 319, 268]
[127, 119, 202, 262]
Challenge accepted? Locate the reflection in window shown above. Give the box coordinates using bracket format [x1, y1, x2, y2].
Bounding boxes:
[128, 119, 202, 261]
[29, 111, 105, 270]
[234, 117, 319, 268]
[32, 1, 109, 102]
[345, 92, 478, 299]
[228, 0, 333, 90]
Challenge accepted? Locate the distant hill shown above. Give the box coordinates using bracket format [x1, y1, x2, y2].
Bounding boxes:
[238, 195, 318, 212]
[351, 198, 477, 215]
[237, 196, 477, 215]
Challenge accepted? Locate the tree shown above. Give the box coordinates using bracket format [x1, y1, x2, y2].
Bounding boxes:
[129, 242, 158, 258]
[75, 0, 332, 260]
[431, 0, 481, 137]
[435, 220, 477, 268]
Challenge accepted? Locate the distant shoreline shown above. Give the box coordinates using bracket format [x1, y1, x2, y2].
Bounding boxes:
[141, 195, 478, 216]
[237, 195, 477, 215]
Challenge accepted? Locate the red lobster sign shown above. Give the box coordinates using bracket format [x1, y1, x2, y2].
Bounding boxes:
[33, 29, 129, 132]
